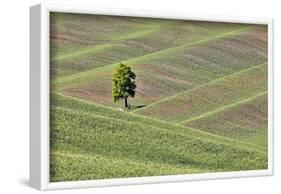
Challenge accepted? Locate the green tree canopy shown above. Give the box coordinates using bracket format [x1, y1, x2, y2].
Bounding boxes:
[112, 63, 136, 108]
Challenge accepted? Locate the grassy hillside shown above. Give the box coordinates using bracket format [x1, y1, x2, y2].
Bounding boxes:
[51, 151, 206, 182]
[49, 13, 268, 182]
[133, 64, 267, 122]
[51, 93, 266, 150]
[50, 94, 267, 182]
[51, 12, 250, 78]
[52, 26, 267, 108]
[183, 94, 268, 146]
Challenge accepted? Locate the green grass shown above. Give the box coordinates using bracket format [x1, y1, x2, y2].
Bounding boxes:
[50, 94, 267, 182]
[51, 93, 266, 151]
[51, 26, 267, 109]
[183, 94, 268, 147]
[134, 63, 267, 123]
[51, 13, 251, 78]
[52, 43, 118, 62]
[51, 151, 207, 182]
[52, 26, 252, 88]
[49, 12, 269, 183]
[52, 31, 266, 110]
[180, 92, 267, 124]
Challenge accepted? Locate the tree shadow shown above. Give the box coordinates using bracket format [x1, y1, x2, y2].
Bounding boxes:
[120, 104, 146, 112]
[136, 105, 146, 109]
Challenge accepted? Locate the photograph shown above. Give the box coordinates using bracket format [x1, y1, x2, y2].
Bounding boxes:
[49, 12, 268, 182]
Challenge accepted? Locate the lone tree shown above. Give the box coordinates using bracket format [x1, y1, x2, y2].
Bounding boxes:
[112, 63, 136, 108]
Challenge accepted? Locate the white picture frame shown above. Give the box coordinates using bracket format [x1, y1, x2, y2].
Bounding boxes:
[30, 3, 274, 191]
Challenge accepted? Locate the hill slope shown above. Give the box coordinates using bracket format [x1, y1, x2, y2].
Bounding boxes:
[51, 12, 251, 78]
[49, 13, 269, 182]
[182, 93, 268, 146]
[50, 94, 267, 182]
[133, 63, 267, 123]
[52, 26, 267, 108]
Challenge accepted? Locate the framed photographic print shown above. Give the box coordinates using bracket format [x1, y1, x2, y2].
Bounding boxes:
[30, 3, 274, 191]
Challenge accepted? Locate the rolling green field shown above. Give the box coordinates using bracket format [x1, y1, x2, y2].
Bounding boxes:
[50, 12, 268, 182]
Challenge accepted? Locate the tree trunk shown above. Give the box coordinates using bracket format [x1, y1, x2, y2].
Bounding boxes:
[124, 97, 128, 108]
